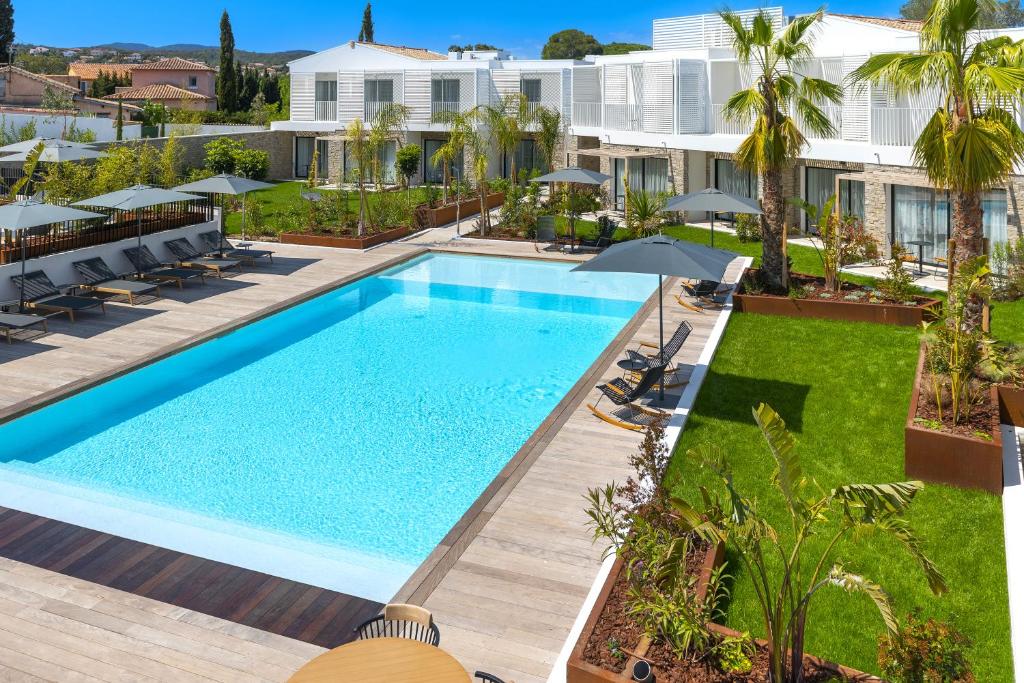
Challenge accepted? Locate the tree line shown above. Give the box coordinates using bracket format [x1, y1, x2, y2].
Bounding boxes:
[215, 11, 283, 114]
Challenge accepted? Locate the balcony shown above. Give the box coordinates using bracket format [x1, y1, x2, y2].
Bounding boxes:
[603, 104, 643, 132]
[314, 100, 337, 122]
[431, 100, 465, 118]
[871, 107, 932, 146]
[712, 104, 751, 135]
[364, 100, 394, 123]
[801, 105, 844, 140]
[572, 102, 601, 128]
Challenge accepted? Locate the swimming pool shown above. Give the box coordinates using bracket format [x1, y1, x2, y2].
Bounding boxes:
[0, 253, 655, 601]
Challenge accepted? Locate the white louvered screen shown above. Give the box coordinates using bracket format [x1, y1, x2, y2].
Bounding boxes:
[604, 64, 628, 130]
[405, 70, 431, 124]
[492, 69, 521, 100]
[337, 71, 363, 125]
[842, 56, 869, 142]
[654, 8, 783, 50]
[677, 60, 707, 134]
[643, 62, 673, 133]
[290, 73, 315, 121]
[562, 69, 571, 122]
[573, 67, 600, 102]
[477, 70, 492, 107]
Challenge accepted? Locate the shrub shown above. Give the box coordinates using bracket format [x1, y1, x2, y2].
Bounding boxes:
[204, 138, 242, 174]
[878, 612, 974, 682]
[233, 148, 269, 180]
[733, 213, 761, 242]
[243, 198, 272, 236]
[879, 244, 917, 303]
[992, 238, 1024, 301]
[395, 144, 420, 187]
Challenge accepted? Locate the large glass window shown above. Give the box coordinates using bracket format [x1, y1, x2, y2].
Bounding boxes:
[984, 189, 1008, 247]
[613, 157, 669, 210]
[423, 139, 462, 184]
[431, 79, 460, 103]
[840, 179, 865, 220]
[521, 79, 542, 103]
[364, 79, 393, 103]
[891, 185, 1007, 264]
[378, 140, 397, 184]
[714, 159, 755, 221]
[804, 167, 866, 231]
[294, 137, 314, 179]
[504, 139, 543, 179]
[314, 80, 336, 102]
[316, 139, 329, 180]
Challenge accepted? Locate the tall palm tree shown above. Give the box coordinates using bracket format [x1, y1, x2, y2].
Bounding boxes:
[722, 8, 842, 290]
[368, 103, 410, 191]
[345, 118, 373, 236]
[851, 0, 1024, 295]
[430, 108, 475, 203]
[480, 93, 538, 184]
[467, 125, 494, 235]
[535, 107, 563, 173]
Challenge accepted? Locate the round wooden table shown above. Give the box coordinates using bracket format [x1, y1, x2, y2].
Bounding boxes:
[288, 638, 471, 682]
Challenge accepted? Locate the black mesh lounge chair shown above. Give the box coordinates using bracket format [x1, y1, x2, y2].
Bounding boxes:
[354, 603, 440, 646]
[73, 257, 160, 305]
[197, 231, 274, 265]
[163, 238, 242, 277]
[677, 279, 731, 312]
[579, 216, 618, 251]
[0, 311, 49, 343]
[624, 320, 693, 388]
[587, 364, 670, 432]
[475, 674, 506, 683]
[123, 246, 206, 288]
[10, 271, 106, 322]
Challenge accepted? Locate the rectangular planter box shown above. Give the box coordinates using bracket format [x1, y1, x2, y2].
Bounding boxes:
[414, 192, 504, 229]
[280, 226, 411, 250]
[567, 541, 875, 682]
[905, 347, 1004, 495]
[999, 385, 1024, 427]
[734, 271, 941, 327]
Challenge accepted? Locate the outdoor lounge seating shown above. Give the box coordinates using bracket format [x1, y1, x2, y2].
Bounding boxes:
[579, 216, 618, 251]
[10, 271, 106, 322]
[163, 238, 242, 277]
[677, 279, 731, 312]
[624, 320, 693, 388]
[197, 231, 274, 265]
[587, 363, 670, 432]
[0, 311, 49, 343]
[475, 673, 506, 683]
[72, 257, 161, 305]
[354, 603, 441, 646]
[123, 246, 207, 288]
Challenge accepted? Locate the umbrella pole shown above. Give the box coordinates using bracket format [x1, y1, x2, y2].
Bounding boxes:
[569, 184, 575, 254]
[136, 212, 142, 277]
[241, 192, 248, 244]
[18, 238, 25, 313]
[220, 194, 226, 257]
[710, 214, 715, 249]
[658, 274, 665, 401]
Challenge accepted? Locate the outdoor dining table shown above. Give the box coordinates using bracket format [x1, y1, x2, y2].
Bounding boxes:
[904, 238, 932, 275]
[287, 638, 471, 682]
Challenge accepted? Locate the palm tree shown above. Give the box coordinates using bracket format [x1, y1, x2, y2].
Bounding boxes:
[345, 118, 373, 236]
[429, 108, 474, 204]
[467, 126, 494, 235]
[535, 107, 563, 173]
[368, 103, 409, 191]
[480, 93, 538, 184]
[851, 0, 1024, 305]
[721, 9, 842, 290]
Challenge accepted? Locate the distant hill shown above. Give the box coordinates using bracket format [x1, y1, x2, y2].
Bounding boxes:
[88, 42, 314, 66]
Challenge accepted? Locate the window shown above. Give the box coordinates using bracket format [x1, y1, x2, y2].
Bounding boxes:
[612, 157, 669, 210]
[364, 79, 394, 103]
[521, 78, 542, 103]
[316, 139, 329, 180]
[891, 185, 1007, 264]
[503, 139, 544, 179]
[188, 76, 198, 89]
[315, 80, 337, 102]
[423, 139, 462, 184]
[713, 159, 755, 220]
[431, 79, 460, 103]
[0, 77, 7, 99]
[803, 167, 865, 230]
[295, 137, 315, 179]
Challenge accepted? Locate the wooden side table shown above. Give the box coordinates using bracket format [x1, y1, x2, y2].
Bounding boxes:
[288, 638, 471, 682]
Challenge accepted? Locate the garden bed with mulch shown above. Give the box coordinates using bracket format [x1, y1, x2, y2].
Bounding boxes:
[280, 225, 412, 249]
[734, 270, 941, 327]
[413, 192, 505, 229]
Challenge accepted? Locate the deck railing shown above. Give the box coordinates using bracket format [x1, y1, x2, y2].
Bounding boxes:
[870, 107, 932, 145]
[572, 102, 602, 127]
[363, 100, 396, 123]
[0, 199, 213, 264]
[431, 100, 466, 118]
[603, 104, 643, 132]
[314, 100, 338, 122]
[712, 104, 751, 135]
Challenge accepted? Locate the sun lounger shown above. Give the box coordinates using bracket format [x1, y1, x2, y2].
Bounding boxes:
[197, 231, 273, 265]
[10, 271, 106, 322]
[0, 311, 49, 343]
[623, 320, 692, 388]
[123, 246, 207, 288]
[72, 257, 160, 305]
[164, 238, 242, 277]
[677, 279, 731, 312]
[587, 364, 670, 432]
[579, 216, 618, 251]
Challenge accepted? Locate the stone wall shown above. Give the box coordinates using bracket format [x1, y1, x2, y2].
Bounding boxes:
[564, 136, 690, 207]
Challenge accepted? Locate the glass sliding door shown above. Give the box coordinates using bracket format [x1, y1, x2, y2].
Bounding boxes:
[614, 158, 626, 210]
[643, 158, 669, 196]
[315, 139, 330, 181]
[983, 189, 1008, 248]
[804, 168, 865, 232]
[892, 185, 949, 263]
[714, 158, 755, 221]
[504, 139, 543, 179]
[839, 179, 865, 220]
[423, 139, 462, 184]
[294, 137, 314, 179]
[378, 140, 397, 184]
[613, 157, 670, 210]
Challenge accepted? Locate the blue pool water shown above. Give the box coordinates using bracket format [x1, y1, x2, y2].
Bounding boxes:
[0, 253, 654, 597]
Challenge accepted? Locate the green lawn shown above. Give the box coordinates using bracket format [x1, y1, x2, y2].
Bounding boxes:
[992, 298, 1024, 345]
[666, 314, 1011, 679]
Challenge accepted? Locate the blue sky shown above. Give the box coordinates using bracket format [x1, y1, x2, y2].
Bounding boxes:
[13, 0, 900, 58]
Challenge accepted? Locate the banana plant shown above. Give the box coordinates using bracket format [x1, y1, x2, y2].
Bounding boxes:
[6, 141, 45, 201]
[673, 403, 947, 683]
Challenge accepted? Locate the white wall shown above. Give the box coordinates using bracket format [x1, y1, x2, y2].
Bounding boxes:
[165, 123, 266, 136]
[0, 220, 217, 302]
[0, 113, 141, 142]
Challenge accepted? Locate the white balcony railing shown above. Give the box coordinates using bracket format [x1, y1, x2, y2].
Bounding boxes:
[801, 105, 844, 140]
[604, 104, 643, 132]
[364, 100, 394, 123]
[525, 101, 560, 117]
[314, 100, 337, 122]
[431, 100, 466, 118]
[572, 102, 601, 127]
[871, 107, 933, 145]
[712, 103, 751, 135]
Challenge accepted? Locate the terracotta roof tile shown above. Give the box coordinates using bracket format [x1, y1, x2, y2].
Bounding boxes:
[130, 57, 215, 72]
[68, 62, 135, 80]
[0, 65, 78, 93]
[102, 84, 214, 101]
[831, 14, 923, 31]
[359, 42, 447, 61]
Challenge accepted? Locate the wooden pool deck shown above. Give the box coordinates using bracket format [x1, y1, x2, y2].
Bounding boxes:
[0, 233, 743, 681]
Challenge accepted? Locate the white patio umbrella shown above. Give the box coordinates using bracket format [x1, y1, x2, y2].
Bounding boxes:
[663, 188, 762, 249]
[72, 185, 204, 275]
[172, 174, 274, 252]
[0, 143, 107, 164]
[0, 199, 104, 311]
[531, 168, 611, 252]
[0, 138, 98, 154]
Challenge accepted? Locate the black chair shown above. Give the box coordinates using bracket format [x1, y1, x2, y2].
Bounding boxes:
[10, 271, 106, 322]
[475, 673, 506, 683]
[354, 603, 441, 646]
[587, 364, 670, 432]
[677, 279, 731, 312]
[580, 215, 618, 250]
[123, 246, 207, 288]
[624, 320, 693, 388]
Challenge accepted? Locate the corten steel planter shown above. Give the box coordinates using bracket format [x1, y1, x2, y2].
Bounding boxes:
[998, 385, 1024, 427]
[567, 540, 877, 682]
[905, 346, 1004, 495]
[414, 192, 505, 229]
[733, 270, 941, 327]
[280, 226, 411, 250]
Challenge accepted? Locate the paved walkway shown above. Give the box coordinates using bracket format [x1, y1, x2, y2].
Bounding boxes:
[1002, 426, 1024, 682]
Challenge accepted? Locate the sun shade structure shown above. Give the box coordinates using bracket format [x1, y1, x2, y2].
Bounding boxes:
[573, 235, 737, 398]
[663, 188, 762, 248]
[73, 185, 204, 276]
[531, 167, 611, 252]
[0, 138, 98, 154]
[0, 199, 105, 311]
[173, 174, 275, 248]
[0, 143, 107, 164]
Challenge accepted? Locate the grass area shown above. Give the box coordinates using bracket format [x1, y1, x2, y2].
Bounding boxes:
[992, 298, 1024, 345]
[666, 314, 1011, 679]
[661, 224, 826, 276]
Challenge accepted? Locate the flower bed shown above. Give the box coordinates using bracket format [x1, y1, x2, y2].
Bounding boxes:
[905, 345, 1004, 494]
[280, 225, 412, 250]
[413, 192, 504, 229]
[733, 270, 941, 327]
[999, 384, 1024, 426]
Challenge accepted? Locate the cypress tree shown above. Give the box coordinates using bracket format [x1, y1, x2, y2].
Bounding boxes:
[217, 10, 237, 112]
[115, 99, 123, 141]
[358, 3, 374, 43]
[0, 0, 13, 64]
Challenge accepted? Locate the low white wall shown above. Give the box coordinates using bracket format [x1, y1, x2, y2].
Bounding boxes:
[0, 219, 218, 302]
[0, 113, 141, 142]
[165, 123, 266, 136]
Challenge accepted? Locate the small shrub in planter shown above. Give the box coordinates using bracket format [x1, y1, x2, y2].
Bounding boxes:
[877, 612, 974, 682]
[879, 244, 918, 302]
[734, 213, 761, 243]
